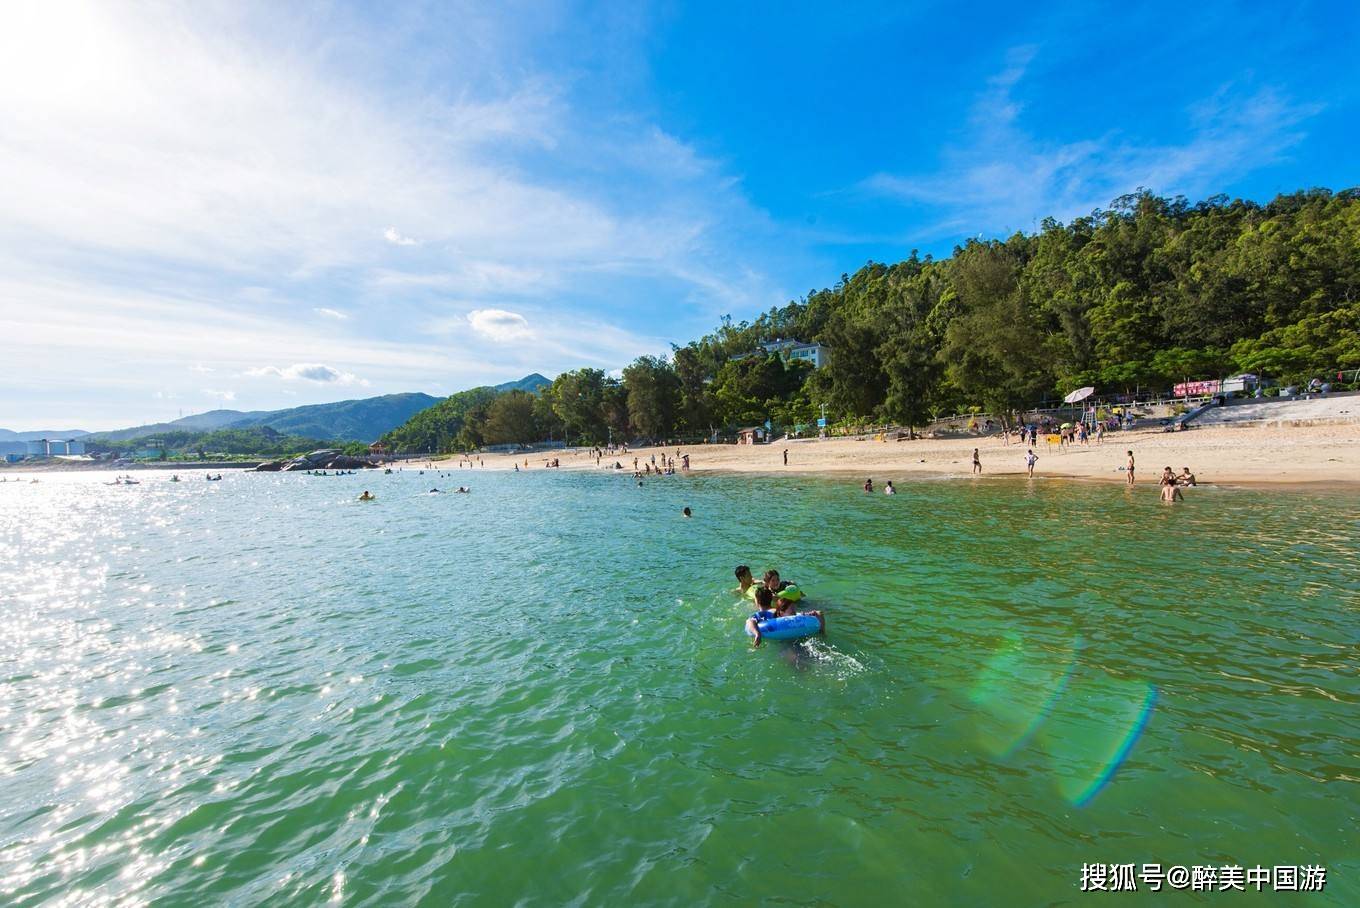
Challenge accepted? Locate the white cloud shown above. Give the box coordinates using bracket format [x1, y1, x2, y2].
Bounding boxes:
[203, 389, 236, 401]
[245, 362, 368, 385]
[313, 307, 349, 320]
[383, 227, 420, 247]
[864, 48, 1322, 238]
[467, 308, 533, 342]
[0, 2, 790, 428]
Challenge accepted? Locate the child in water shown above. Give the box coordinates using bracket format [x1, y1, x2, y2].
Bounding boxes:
[745, 585, 824, 646]
[762, 569, 801, 603]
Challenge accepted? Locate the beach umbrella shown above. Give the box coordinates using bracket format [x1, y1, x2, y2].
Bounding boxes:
[1063, 386, 1095, 404]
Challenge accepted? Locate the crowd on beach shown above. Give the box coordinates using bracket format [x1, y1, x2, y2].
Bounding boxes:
[844, 444, 1199, 504]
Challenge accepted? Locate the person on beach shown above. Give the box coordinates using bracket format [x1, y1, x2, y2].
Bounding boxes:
[681, 454, 690, 470]
[1160, 466, 1176, 486]
[1126, 451, 1136, 484]
[972, 448, 981, 474]
[1025, 449, 1038, 477]
[1179, 467, 1197, 486]
[783, 448, 789, 466]
[884, 481, 896, 495]
[863, 478, 873, 493]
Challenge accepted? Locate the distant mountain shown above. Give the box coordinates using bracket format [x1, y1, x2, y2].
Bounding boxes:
[88, 393, 441, 444]
[90, 410, 268, 442]
[230, 393, 440, 441]
[493, 373, 551, 393]
[20, 378, 548, 449]
[0, 428, 90, 441]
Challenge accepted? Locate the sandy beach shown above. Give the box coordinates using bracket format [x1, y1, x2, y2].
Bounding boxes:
[441, 421, 1360, 487]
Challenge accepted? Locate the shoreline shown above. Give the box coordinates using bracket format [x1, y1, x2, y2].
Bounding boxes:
[440, 421, 1360, 489]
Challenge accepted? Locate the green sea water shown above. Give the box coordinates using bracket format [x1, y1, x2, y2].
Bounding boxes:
[1, 469, 1356, 906]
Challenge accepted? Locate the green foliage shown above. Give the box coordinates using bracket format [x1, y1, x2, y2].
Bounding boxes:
[84, 425, 333, 458]
[376, 187, 1360, 445]
[380, 386, 499, 454]
[1230, 301, 1360, 381]
[622, 356, 681, 440]
[549, 369, 611, 444]
[483, 390, 539, 445]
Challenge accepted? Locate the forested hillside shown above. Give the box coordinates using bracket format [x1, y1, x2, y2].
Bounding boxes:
[382, 189, 1360, 453]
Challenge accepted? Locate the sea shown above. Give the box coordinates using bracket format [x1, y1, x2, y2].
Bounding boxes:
[1, 468, 1357, 906]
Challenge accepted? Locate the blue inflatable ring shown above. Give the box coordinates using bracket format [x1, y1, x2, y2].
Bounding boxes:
[747, 612, 822, 641]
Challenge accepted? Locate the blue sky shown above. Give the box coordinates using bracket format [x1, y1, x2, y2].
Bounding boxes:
[2, 0, 1356, 429]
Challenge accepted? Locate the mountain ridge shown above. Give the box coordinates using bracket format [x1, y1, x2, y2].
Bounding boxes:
[6, 375, 554, 444]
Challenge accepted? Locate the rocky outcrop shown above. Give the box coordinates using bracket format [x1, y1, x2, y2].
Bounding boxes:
[254, 450, 378, 472]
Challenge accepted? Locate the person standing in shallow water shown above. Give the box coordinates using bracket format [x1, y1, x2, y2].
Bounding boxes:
[863, 478, 873, 493]
[1025, 449, 1037, 477]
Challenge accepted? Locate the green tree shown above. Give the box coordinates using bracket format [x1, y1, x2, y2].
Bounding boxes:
[483, 390, 539, 445]
[550, 369, 609, 444]
[622, 355, 681, 439]
[940, 242, 1049, 419]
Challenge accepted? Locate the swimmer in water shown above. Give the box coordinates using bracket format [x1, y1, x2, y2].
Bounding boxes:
[734, 564, 755, 598]
[358, 491, 375, 501]
[884, 481, 896, 495]
[745, 587, 778, 647]
[682, 506, 691, 518]
[762, 569, 801, 603]
[863, 478, 873, 493]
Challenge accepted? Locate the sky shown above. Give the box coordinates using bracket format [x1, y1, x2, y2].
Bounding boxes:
[2, 0, 1356, 430]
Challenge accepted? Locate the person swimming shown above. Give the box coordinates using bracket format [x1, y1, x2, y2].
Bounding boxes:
[762, 569, 802, 603]
[358, 491, 376, 501]
[735, 564, 756, 598]
[884, 480, 896, 495]
[744, 587, 778, 646]
[743, 585, 824, 647]
[682, 506, 692, 518]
